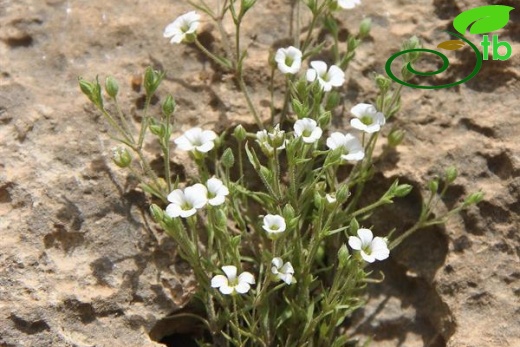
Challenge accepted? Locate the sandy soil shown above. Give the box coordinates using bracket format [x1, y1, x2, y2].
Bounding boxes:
[0, 0, 519, 346]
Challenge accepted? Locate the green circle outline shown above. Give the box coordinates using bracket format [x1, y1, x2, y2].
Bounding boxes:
[384, 31, 483, 89]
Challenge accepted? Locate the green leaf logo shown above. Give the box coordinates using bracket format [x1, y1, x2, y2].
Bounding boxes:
[453, 5, 515, 35]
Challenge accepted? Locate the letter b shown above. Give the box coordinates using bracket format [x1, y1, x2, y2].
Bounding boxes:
[492, 34, 512, 61]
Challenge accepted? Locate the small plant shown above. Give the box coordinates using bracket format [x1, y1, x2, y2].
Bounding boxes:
[79, 1, 482, 346]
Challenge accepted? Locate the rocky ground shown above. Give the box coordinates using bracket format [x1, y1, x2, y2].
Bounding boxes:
[0, 0, 519, 346]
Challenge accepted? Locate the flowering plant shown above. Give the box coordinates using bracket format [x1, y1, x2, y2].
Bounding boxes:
[79, 0, 483, 346]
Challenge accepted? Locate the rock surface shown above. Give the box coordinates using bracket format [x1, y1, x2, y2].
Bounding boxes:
[0, 0, 519, 346]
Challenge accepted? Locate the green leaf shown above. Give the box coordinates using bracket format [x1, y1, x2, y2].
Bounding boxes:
[453, 5, 514, 35]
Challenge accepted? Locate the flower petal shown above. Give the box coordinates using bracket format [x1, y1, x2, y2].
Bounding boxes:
[310, 61, 327, 75]
[219, 284, 234, 295]
[165, 204, 182, 218]
[234, 282, 251, 294]
[348, 236, 362, 250]
[350, 118, 368, 132]
[238, 271, 255, 285]
[357, 228, 374, 245]
[222, 265, 237, 280]
[167, 189, 185, 205]
[211, 275, 228, 288]
[360, 250, 376, 263]
[350, 103, 374, 118]
[271, 257, 283, 269]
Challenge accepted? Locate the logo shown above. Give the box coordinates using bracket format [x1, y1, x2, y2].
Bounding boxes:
[385, 5, 515, 89]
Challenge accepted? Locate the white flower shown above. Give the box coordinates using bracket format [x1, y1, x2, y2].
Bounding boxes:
[294, 118, 323, 144]
[326, 132, 365, 161]
[271, 258, 295, 285]
[256, 125, 286, 155]
[306, 61, 345, 92]
[174, 127, 218, 153]
[206, 177, 229, 206]
[350, 103, 386, 133]
[262, 214, 286, 235]
[211, 265, 255, 295]
[325, 193, 337, 204]
[275, 46, 302, 74]
[164, 11, 200, 44]
[166, 183, 208, 218]
[348, 228, 389, 263]
[337, 0, 361, 9]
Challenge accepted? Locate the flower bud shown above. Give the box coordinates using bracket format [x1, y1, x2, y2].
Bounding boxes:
[313, 191, 323, 209]
[162, 95, 176, 116]
[336, 184, 350, 203]
[347, 36, 361, 51]
[149, 204, 164, 223]
[149, 123, 165, 137]
[375, 74, 391, 93]
[241, 0, 257, 13]
[291, 99, 306, 118]
[221, 148, 235, 168]
[215, 209, 228, 228]
[445, 166, 458, 184]
[388, 128, 405, 147]
[105, 76, 119, 98]
[394, 183, 412, 197]
[268, 124, 286, 149]
[429, 179, 439, 194]
[144, 67, 164, 97]
[359, 18, 372, 39]
[79, 77, 104, 109]
[283, 204, 295, 221]
[112, 146, 132, 168]
[325, 92, 340, 111]
[337, 244, 350, 267]
[464, 191, 484, 206]
[233, 124, 247, 142]
[318, 111, 332, 128]
[323, 16, 338, 34]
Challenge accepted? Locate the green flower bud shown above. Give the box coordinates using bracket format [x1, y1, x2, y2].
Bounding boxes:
[325, 92, 340, 111]
[283, 204, 295, 222]
[394, 183, 413, 197]
[388, 128, 405, 147]
[337, 244, 350, 267]
[112, 146, 132, 168]
[149, 204, 164, 223]
[336, 184, 350, 203]
[268, 124, 286, 149]
[347, 36, 361, 51]
[318, 111, 332, 128]
[162, 95, 176, 116]
[233, 124, 247, 142]
[241, 0, 257, 13]
[464, 191, 484, 206]
[323, 16, 338, 35]
[149, 123, 165, 137]
[144, 67, 164, 97]
[79, 77, 104, 109]
[359, 18, 372, 39]
[105, 76, 119, 98]
[291, 99, 307, 118]
[350, 218, 359, 235]
[215, 209, 228, 228]
[313, 191, 323, 209]
[445, 166, 458, 184]
[429, 179, 439, 194]
[375, 74, 391, 93]
[221, 148, 235, 168]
